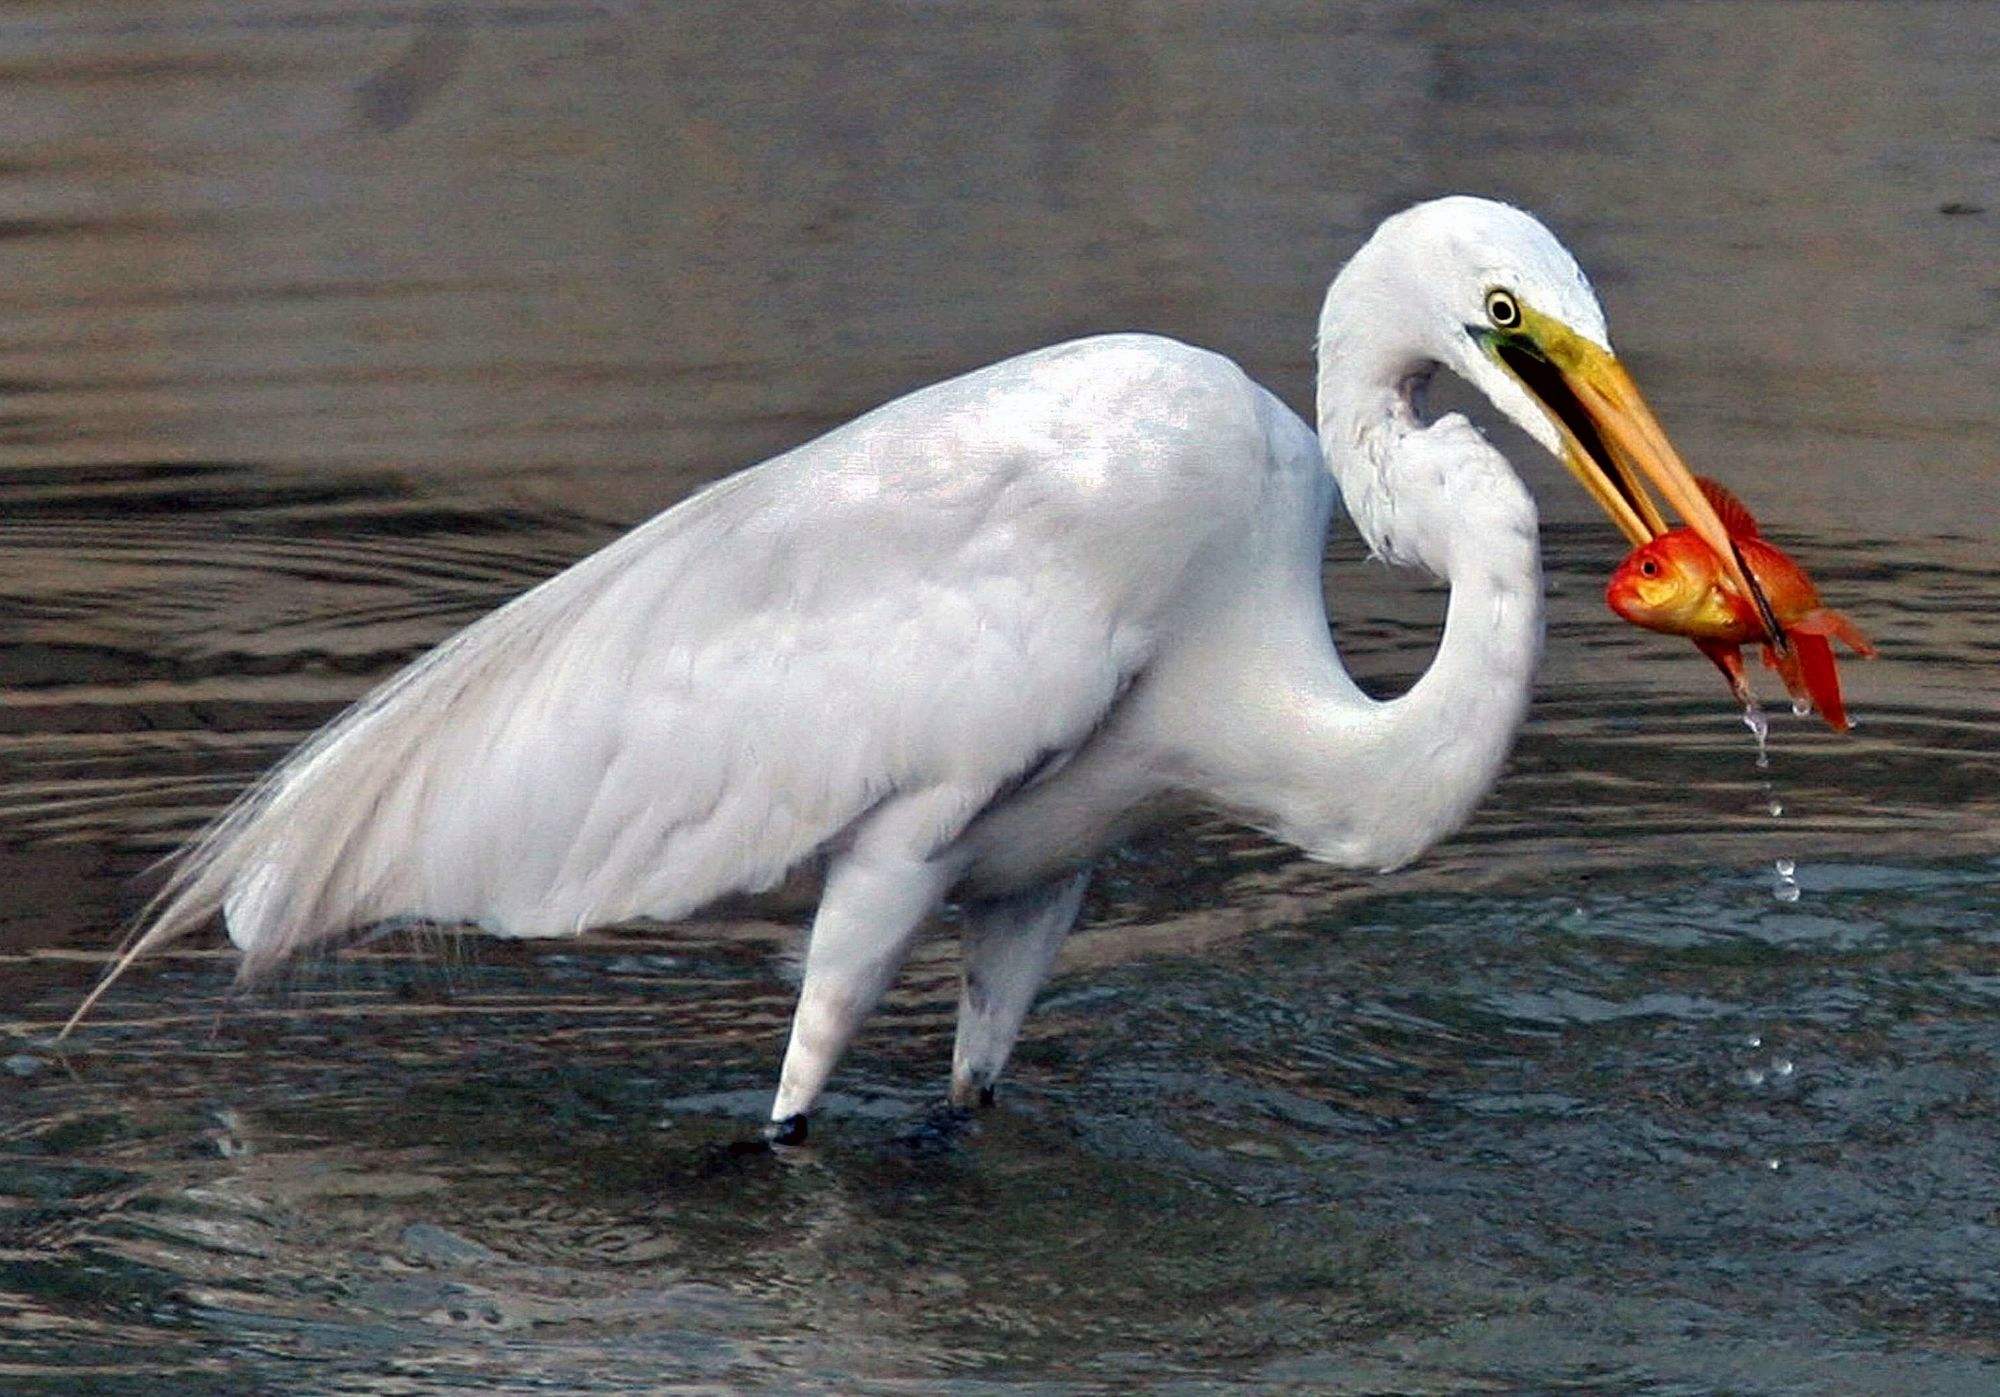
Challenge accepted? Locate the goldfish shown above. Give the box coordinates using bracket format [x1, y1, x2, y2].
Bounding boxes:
[1606, 478, 1876, 731]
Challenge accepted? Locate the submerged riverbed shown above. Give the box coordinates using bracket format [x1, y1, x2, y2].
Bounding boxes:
[3, 1, 1998, 1391]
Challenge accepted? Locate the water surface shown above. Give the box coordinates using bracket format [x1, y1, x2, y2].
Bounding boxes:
[3, 2, 1997, 1391]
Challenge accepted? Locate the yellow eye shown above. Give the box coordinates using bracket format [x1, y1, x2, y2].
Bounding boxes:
[1485, 289, 1521, 329]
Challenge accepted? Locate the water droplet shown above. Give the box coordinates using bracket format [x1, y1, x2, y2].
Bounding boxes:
[1742, 702, 1770, 770]
[1774, 1059, 1794, 1078]
[1776, 852, 1808, 896]
[1747, 1035, 1762, 1049]
[1745, 1068, 1767, 1087]
[1768, 796, 1784, 817]
[1791, 697, 1811, 717]
[1772, 857, 1800, 902]
[1765, 1157, 1782, 1172]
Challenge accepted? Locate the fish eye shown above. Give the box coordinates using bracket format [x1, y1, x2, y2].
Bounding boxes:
[1640, 558, 1660, 577]
[1485, 288, 1521, 329]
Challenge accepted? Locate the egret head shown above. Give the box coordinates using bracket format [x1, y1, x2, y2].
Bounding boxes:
[1325, 196, 1780, 642]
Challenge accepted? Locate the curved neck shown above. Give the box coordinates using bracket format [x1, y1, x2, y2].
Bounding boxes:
[1205, 261, 1545, 871]
[1359, 525, 1542, 867]
[1219, 504, 1541, 874]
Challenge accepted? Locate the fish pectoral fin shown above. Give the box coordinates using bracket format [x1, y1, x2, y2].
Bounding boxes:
[1695, 639, 1751, 704]
[1790, 607, 1877, 658]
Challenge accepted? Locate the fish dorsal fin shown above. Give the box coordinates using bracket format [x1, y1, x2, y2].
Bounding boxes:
[1696, 476, 1760, 538]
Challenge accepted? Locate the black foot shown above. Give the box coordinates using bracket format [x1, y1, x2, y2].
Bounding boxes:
[763, 1113, 809, 1147]
[977, 1084, 997, 1108]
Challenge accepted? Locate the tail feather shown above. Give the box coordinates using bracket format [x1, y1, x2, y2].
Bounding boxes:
[58, 773, 331, 1037]
[59, 603, 540, 1037]
[58, 843, 237, 1039]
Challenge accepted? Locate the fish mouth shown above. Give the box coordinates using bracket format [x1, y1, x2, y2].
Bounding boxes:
[1485, 308, 1787, 651]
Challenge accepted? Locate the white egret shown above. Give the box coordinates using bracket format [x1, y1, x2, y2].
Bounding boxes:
[66, 197, 1770, 1143]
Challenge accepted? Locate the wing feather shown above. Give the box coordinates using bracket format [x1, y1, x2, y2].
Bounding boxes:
[65, 334, 1279, 1022]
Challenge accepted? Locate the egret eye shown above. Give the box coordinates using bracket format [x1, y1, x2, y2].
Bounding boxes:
[1485, 289, 1521, 329]
[1640, 558, 1660, 577]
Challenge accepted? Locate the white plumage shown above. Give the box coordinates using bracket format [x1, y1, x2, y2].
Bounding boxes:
[70, 197, 1740, 1141]
[217, 334, 1298, 963]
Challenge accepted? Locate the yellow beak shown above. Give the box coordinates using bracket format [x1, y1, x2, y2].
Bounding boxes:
[1491, 306, 1786, 649]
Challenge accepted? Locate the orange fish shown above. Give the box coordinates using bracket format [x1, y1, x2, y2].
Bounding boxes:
[1606, 479, 1876, 731]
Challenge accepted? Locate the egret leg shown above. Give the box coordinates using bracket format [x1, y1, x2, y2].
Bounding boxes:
[768, 851, 952, 1139]
[949, 868, 1090, 1108]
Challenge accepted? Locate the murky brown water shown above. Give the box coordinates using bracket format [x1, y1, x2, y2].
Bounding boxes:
[2, 3, 1997, 1392]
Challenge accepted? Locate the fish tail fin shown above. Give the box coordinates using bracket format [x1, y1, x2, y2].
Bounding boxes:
[1791, 607, 1876, 659]
[1790, 632, 1850, 732]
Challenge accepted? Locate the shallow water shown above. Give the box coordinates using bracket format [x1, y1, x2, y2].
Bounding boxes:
[4, 2, 1999, 1392]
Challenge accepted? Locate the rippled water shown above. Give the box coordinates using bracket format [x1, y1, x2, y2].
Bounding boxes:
[4, 2, 1998, 1392]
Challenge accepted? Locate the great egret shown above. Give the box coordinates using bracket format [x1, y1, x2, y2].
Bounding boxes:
[66, 196, 1769, 1143]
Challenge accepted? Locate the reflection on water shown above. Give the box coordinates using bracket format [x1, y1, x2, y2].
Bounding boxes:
[2, 0, 1998, 1390]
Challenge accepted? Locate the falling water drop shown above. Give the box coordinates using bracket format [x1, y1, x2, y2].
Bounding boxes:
[1767, 794, 1784, 817]
[1791, 697, 1811, 717]
[1742, 701, 1770, 770]
[1772, 857, 1800, 903]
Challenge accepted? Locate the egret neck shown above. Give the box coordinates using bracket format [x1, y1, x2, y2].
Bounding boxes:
[1246, 252, 1548, 872]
